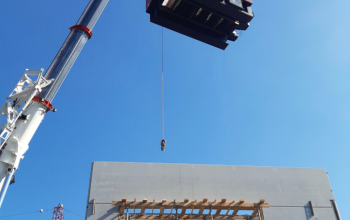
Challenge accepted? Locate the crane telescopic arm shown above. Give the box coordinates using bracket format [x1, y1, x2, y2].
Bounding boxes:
[0, 0, 109, 208]
[0, 0, 254, 209]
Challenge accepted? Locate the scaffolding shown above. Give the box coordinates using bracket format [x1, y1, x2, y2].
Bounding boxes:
[111, 198, 269, 220]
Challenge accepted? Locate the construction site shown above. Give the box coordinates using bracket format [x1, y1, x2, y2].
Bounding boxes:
[0, 0, 348, 220]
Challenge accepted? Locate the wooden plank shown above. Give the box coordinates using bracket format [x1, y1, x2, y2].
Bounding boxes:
[190, 200, 196, 215]
[181, 199, 189, 214]
[215, 208, 222, 215]
[119, 207, 125, 215]
[169, 200, 175, 215]
[118, 214, 260, 220]
[224, 200, 235, 215]
[159, 207, 165, 215]
[231, 200, 244, 216]
[191, 199, 201, 207]
[251, 209, 258, 216]
[159, 199, 167, 216]
[123, 202, 268, 210]
[231, 209, 239, 216]
[215, 199, 226, 215]
[112, 200, 268, 210]
[198, 199, 207, 215]
[141, 199, 148, 214]
[114, 198, 270, 220]
[251, 200, 265, 216]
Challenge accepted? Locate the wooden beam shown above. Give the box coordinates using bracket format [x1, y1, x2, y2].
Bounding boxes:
[231, 209, 239, 216]
[190, 199, 196, 215]
[112, 198, 270, 219]
[159, 199, 167, 216]
[231, 200, 244, 216]
[215, 199, 226, 215]
[224, 200, 235, 215]
[112, 202, 269, 210]
[169, 200, 174, 215]
[251, 200, 265, 216]
[198, 199, 207, 215]
[159, 207, 164, 215]
[251, 209, 258, 216]
[118, 214, 260, 220]
[140, 199, 148, 214]
[134, 198, 136, 214]
[181, 199, 189, 215]
[119, 198, 126, 215]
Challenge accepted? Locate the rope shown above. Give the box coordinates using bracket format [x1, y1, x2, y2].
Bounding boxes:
[161, 27, 165, 140]
[0, 208, 52, 218]
[64, 208, 85, 218]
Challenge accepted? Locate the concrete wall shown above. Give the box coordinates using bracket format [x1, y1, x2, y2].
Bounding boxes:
[85, 162, 341, 220]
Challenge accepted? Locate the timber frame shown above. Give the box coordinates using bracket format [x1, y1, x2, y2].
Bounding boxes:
[112, 198, 269, 220]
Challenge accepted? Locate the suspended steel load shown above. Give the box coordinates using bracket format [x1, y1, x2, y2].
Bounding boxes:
[146, 0, 254, 49]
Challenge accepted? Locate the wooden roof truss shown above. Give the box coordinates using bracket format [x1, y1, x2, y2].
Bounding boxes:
[112, 198, 269, 220]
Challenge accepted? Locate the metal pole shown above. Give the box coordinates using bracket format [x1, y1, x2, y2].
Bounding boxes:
[0, 172, 13, 209]
[175, 203, 178, 220]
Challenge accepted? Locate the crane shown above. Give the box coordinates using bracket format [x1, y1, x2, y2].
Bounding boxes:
[0, 0, 254, 209]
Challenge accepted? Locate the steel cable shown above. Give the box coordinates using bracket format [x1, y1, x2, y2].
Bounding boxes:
[0, 208, 52, 218]
[162, 27, 165, 140]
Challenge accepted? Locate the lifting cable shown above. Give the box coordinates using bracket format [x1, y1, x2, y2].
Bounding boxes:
[0, 208, 52, 219]
[0, 207, 84, 219]
[160, 27, 166, 151]
[64, 208, 85, 218]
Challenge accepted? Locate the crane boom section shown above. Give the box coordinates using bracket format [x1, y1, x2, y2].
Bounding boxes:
[39, 0, 109, 102]
[0, 0, 109, 208]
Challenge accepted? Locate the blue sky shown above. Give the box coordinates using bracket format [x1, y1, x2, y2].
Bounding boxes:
[0, 0, 349, 219]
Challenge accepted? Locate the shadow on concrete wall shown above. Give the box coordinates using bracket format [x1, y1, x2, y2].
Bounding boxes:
[86, 199, 119, 220]
[304, 203, 313, 220]
[97, 208, 119, 220]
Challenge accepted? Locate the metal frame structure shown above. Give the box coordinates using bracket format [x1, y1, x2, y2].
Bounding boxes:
[146, 0, 254, 49]
[0, 69, 54, 206]
[0, 69, 53, 150]
[52, 204, 65, 220]
[112, 198, 268, 220]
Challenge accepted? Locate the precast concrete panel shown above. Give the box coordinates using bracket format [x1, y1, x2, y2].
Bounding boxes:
[85, 162, 340, 220]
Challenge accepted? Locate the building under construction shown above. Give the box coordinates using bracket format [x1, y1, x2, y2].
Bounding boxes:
[85, 162, 341, 220]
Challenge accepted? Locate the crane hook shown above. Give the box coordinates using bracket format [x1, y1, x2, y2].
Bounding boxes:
[161, 139, 166, 151]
